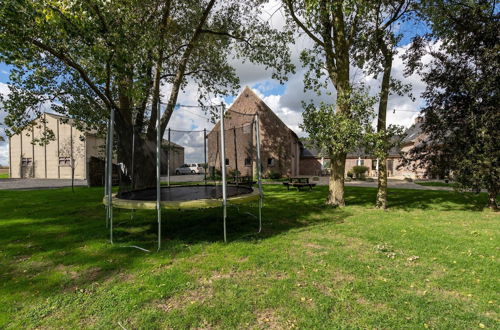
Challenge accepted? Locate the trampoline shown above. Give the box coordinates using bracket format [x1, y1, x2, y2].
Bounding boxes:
[103, 102, 264, 251]
[106, 185, 260, 210]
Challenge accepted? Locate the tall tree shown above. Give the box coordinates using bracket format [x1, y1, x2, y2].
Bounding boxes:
[283, 0, 372, 206]
[353, 0, 413, 209]
[404, 0, 499, 210]
[0, 0, 294, 189]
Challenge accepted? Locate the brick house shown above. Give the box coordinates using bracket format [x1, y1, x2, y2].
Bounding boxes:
[9, 113, 185, 180]
[207, 87, 302, 178]
[299, 118, 428, 179]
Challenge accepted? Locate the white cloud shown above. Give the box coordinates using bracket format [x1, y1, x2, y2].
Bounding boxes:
[0, 82, 10, 166]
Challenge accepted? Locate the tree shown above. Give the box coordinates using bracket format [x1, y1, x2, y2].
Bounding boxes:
[300, 87, 376, 186]
[283, 0, 372, 206]
[404, 0, 499, 210]
[58, 134, 85, 192]
[353, 0, 413, 209]
[0, 0, 294, 189]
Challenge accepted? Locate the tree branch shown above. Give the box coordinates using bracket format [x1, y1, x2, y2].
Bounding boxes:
[200, 29, 252, 46]
[159, 0, 217, 134]
[284, 0, 325, 47]
[28, 38, 116, 111]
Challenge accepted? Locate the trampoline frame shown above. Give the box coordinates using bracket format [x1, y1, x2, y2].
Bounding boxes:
[104, 103, 264, 251]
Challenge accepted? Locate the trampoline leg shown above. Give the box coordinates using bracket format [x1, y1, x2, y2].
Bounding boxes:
[157, 208, 161, 252]
[223, 204, 227, 243]
[110, 204, 113, 244]
[258, 197, 262, 234]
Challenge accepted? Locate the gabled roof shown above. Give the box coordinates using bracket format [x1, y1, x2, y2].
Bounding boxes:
[209, 86, 300, 141]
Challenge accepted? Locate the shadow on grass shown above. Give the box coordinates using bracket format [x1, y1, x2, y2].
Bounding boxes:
[0, 184, 489, 299]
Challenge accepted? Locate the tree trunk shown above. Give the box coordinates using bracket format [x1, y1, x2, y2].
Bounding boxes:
[376, 157, 388, 209]
[375, 51, 393, 209]
[114, 112, 157, 190]
[487, 190, 498, 211]
[327, 152, 346, 207]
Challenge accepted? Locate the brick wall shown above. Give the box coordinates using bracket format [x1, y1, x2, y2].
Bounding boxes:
[207, 87, 300, 178]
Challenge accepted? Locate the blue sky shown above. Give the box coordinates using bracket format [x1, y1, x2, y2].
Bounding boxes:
[0, 8, 432, 166]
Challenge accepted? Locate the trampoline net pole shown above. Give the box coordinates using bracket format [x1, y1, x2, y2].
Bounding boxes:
[167, 128, 170, 187]
[255, 114, 263, 232]
[108, 108, 115, 244]
[156, 101, 162, 252]
[220, 104, 228, 242]
[104, 119, 110, 228]
[204, 128, 207, 185]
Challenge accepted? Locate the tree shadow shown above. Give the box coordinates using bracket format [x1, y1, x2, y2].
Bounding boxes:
[0, 184, 489, 302]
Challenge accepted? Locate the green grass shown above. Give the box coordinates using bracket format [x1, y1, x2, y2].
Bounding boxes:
[0, 186, 498, 329]
[415, 181, 456, 187]
[0, 173, 9, 179]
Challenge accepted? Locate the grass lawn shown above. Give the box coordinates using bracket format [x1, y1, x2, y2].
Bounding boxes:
[0, 173, 9, 179]
[0, 185, 498, 329]
[415, 181, 456, 188]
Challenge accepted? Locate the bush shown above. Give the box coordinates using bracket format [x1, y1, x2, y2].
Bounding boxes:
[208, 168, 222, 180]
[229, 169, 241, 178]
[268, 171, 282, 180]
[352, 165, 369, 179]
[347, 170, 354, 179]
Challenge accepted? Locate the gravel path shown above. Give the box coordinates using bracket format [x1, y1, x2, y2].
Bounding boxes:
[0, 178, 88, 190]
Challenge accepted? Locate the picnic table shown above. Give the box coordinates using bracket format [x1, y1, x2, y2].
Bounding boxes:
[227, 175, 256, 186]
[283, 177, 316, 191]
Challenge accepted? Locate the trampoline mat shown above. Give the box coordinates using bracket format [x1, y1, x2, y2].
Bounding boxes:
[117, 185, 253, 202]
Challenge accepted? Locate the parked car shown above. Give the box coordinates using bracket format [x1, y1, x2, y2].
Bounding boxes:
[175, 163, 204, 175]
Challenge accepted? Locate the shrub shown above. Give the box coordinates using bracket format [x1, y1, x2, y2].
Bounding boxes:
[229, 169, 241, 178]
[352, 165, 369, 179]
[268, 171, 282, 180]
[347, 170, 354, 179]
[208, 168, 222, 180]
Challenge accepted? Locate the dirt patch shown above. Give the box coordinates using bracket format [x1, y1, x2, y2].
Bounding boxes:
[355, 296, 388, 311]
[157, 285, 214, 312]
[304, 243, 325, 250]
[254, 309, 296, 329]
[197, 269, 257, 285]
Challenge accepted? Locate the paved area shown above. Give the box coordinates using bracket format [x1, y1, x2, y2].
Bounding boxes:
[0, 175, 453, 192]
[0, 178, 88, 190]
[161, 174, 454, 191]
[161, 174, 208, 183]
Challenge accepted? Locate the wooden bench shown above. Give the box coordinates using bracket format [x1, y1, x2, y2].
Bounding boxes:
[283, 177, 316, 191]
[227, 175, 256, 186]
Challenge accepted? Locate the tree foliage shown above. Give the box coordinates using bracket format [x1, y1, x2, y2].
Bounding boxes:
[301, 86, 376, 156]
[283, 0, 373, 206]
[0, 0, 294, 188]
[404, 0, 499, 209]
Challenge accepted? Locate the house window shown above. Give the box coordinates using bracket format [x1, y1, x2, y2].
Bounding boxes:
[372, 159, 378, 170]
[225, 158, 229, 166]
[59, 157, 71, 166]
[21, 158, 33, 166]
[356, 159, 364, 166]
[244, 157, 252, 166]
[267, 158, 275, 167]
[243, 123, 252, 134]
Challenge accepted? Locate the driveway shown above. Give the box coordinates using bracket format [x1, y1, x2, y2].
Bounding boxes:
[161, 174, 208, 183]
[0, 178, 88, 190]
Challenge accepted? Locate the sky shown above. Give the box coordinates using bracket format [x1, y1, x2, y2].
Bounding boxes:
[0, 1, 431, 166]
